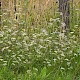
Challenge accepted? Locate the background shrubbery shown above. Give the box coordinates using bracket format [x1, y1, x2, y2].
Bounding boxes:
[0, 0, 80, 80]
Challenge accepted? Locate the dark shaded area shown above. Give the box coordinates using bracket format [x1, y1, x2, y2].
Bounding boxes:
[14, 0, 17, 19]
[59, 0, 70, 33]
[0, 1, 1, 27]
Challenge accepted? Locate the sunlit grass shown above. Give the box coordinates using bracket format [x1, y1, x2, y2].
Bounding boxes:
[0, 0, 80, 80]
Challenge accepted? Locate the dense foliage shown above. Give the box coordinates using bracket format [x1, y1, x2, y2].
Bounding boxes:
[0, 0, 80, 80]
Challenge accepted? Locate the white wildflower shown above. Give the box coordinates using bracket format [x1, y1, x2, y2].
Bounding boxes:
[61, 67, 65, 70]
[61, 22, 66, 27]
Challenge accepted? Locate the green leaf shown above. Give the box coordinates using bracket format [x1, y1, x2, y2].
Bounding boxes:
[40, 67, 47, 79]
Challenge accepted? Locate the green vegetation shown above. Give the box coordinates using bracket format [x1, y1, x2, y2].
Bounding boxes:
[0, 0, 80, 80]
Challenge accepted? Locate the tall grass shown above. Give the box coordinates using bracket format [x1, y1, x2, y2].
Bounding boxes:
[0, 0, 80, 80]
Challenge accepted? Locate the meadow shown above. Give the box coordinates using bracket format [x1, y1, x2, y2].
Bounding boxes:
[0, 0, 80, 80]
